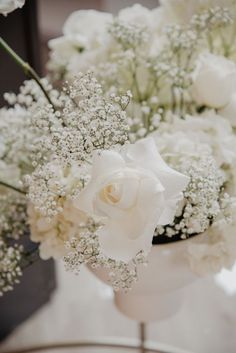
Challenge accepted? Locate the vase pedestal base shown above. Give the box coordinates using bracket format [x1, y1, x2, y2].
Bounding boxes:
[114, 289, 183, 323]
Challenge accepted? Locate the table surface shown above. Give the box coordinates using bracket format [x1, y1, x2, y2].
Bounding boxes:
[1, 262, 236, 353]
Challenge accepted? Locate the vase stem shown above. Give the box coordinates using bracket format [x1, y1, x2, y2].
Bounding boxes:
[139, 322, 146, 353]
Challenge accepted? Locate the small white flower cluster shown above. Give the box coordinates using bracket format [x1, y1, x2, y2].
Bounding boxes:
[108, 20, 149, 49]
[26, 161, 84, 218]
[0, 79, 60, 177]
[190, 6, 233, 31]
[29, 72, 129, 167]
[155, 154, 226, 240]
[0, 190, 29, 295]
[0, 192, 28, 240]
[0, 239, 23, 296]
[64, 226, 147, 291]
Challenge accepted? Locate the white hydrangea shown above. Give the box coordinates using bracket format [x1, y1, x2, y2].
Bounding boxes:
[158, 111, 236, 168]
[63, 9, 113, 48]
[118, 4, 159, 30]
[28, 201, 87, 260]
[48, 10, 113, 77]
[187, 213, 236, 275]
[27, 159, 88, 259]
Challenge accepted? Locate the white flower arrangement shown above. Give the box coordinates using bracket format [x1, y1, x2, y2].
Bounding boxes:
[1, 0, 236, 294]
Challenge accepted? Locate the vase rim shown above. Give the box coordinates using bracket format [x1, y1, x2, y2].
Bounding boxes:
[152, 232, 203, 249]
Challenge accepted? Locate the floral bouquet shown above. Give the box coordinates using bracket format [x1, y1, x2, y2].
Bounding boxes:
[1, 0, 236, 296]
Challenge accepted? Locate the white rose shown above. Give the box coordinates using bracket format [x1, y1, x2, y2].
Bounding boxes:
[118, 4, 153, 28]
[48, 35, 87, 61]
[192, 53, 236, 109]
[63, 10, 113, 49]
[0, 0, 25, 16]
[74, 137, 189, 261]
[28, 201, 87, 260]
[219, 93, 236, 127]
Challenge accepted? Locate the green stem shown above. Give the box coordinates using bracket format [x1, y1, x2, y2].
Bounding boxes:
[0, 180, 26, 195]
[0, 37, 55, 110]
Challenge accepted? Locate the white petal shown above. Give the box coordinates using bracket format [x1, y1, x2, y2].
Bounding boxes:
[73, 180, 97, 214]
[158, 194, 183, 225]
[98, 218, 155, 262]
[125, 137, 189, 199]
[98, 176, 165, 261]
[74, 150, 125, 215]
[94, 174, 140, 218]
[92, 150, 125, 180]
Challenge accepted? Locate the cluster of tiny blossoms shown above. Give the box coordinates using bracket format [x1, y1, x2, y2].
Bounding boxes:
[26, 161, 84, 219]
[108, 20, 149, 49]
[28, 72, 130, 168]
[26, 72, 130, 219]
[190, 6, 233, 31]
[64, 222, 147, 291]
[0, 79, 62, 176]
[0, 192, 28, 240]
[0, 239, 23, 296]
[0, 190, 29, 295]
[155, 154, 227, 240]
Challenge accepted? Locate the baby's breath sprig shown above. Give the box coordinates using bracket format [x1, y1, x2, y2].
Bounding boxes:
[64, 225, 147, 291]
[154, 154, 228, 242]
[0, 239, 23, 296]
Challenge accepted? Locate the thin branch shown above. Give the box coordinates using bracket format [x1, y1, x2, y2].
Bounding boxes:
[0, 37, 55, 110]
[0, 180, 26, 195]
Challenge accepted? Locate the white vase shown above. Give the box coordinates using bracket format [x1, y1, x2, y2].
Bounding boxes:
[90, 237, 200, 323]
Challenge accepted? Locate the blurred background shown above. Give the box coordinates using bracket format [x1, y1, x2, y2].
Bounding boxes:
[1, 1, 236, 353]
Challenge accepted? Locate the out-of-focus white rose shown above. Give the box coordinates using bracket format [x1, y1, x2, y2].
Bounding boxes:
[48, 35, 87, 73]
[48, 9, 113, 76]
[28, 201, 87, 260]
[74, 137, 189, 262]
[118, 4, 153, 28]
[0, 0, 25, 16]
[48, 35, 87, 62]
[63, 10, 113, 49]
[192, 53, 236, 109]
[219, 93, 236, 127]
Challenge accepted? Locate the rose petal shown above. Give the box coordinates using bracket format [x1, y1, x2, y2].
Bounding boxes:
[125, 137, 189, 199]
[98, 176, 165, 261]
[74, 150, 125, 214]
